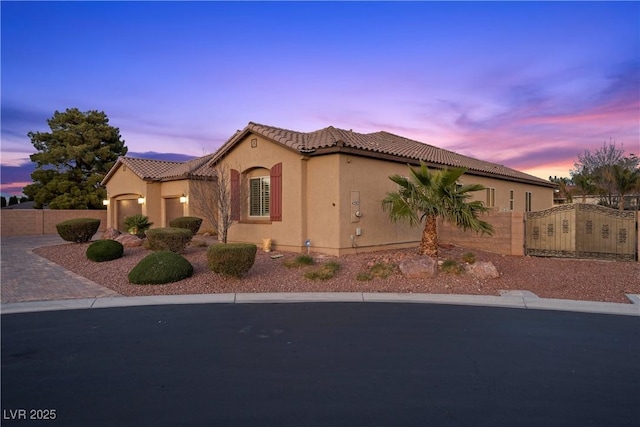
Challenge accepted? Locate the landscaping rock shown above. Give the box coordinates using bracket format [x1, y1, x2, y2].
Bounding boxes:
[115, 233, 143, 247]
[399, 256, 438, 278]
[465, 261, 500, 279]
[102, 228, 121, 240]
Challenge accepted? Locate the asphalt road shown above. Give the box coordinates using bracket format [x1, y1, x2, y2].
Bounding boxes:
[2, 303, 639, 427]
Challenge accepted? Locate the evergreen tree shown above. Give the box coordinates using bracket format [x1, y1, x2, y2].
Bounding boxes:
[23, 108, 127, 209]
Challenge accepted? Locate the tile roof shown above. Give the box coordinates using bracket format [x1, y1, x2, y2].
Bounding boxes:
[101, 154, 217, 185]
[210, 122, 554, 187]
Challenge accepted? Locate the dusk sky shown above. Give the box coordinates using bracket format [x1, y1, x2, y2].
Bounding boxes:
[2, 1, 639, 197]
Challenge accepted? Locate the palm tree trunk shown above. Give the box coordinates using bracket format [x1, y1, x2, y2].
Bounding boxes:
[419, 214, 438, 257]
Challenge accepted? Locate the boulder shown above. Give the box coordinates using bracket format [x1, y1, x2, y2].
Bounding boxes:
[102, 227, 121, 240]
[399, 256, 438, 279]
[115, 233, 143, 247]
[465, 261, 500, 280]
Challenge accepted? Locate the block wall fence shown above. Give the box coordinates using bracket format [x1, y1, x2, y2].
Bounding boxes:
[1, 210, 107, 236]
[438, 210, 640, 260]
[438, 211, 525, 256]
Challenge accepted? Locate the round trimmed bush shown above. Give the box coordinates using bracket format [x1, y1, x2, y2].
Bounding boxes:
[86, 240, 124, 262]
[146, 227, 193, 253]
[169, 216, 203, 236]
[207, 243, 257, 278]
[128, 251, 194, 285]
[56, 218, 101, 243]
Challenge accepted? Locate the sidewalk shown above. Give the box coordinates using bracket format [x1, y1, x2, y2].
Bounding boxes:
[1, 235, 639, 316]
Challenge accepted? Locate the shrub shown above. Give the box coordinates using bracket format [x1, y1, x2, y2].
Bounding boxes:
[207, 243, 257, 278]
[128, 251, 194, 285]
[305, 261, 340, 280]
[169, 216, 203, 236]
[86, 240, 124, 262]
[369, 262, 396, 279]
[356, 271, 373, 281]
[56, 218, 101, 243]
[124, 214, 153, 238]
[461, 252, 476, 264]
[283, 254, 315, 268]
[146, 227, 193, 253]
[440, 259, 464, 275]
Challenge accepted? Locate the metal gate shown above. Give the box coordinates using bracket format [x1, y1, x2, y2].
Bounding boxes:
[525, 204, 637, 261]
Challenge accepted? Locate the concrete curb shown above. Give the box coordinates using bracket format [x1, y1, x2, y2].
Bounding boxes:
[2, 292, 639, 317]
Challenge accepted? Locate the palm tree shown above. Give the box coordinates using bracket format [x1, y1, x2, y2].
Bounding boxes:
[609, 164, 640, 210]
[572, 173, 597, 203]
[382, 162, 493, 257]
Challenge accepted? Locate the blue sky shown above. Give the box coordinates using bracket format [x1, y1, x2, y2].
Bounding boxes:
[2, 1, 638, 196]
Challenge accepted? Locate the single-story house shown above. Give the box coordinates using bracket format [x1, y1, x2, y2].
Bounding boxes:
[102, 121, 556, 255]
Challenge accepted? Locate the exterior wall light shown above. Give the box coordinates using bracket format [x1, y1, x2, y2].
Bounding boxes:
[102, 199, 109, 206]
[137, 197, 145, 204]
[179, 194, 188, 204]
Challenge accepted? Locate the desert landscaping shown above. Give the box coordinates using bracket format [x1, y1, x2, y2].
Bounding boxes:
[33, 236, 640, 304]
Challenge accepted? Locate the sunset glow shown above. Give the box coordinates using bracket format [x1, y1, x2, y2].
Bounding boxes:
[1, 2, 638, 196]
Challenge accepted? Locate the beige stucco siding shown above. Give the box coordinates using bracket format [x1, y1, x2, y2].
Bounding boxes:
[220, 134, 306, 251]
[305, 155, 341, 252]
[459, 174, 554, 212]
[335, 154, 422, 254]
[104, 164, 148, 229]
[160, 180, 189, 225]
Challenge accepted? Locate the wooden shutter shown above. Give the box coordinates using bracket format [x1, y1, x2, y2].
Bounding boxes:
[230, 169, 240, 221]
[270, 163, 282, 221]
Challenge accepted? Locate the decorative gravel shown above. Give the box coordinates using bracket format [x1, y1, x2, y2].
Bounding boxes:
[33, 237, 639, 304]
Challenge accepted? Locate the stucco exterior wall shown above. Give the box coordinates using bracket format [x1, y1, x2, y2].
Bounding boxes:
[305, 155, 341, 253]
[460, 174, 554, 212]
[104, 163, 195, 230]
[104, 164, 148, 229]
[220, 134, 306, 251]
[333, 154, 422, 255]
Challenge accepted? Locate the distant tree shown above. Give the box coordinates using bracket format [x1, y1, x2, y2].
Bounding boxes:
[572, 174, 597, 203]
[19, 196, 29, 203]
[8, 196, 18, 206]
[607, 164, 640, 210]
[1, 196, 6, 208]
[571, 140, 639, 208]
[382, 163, 493, 257]
[23, 108, 127, 209]
[549, 176, 573, 203]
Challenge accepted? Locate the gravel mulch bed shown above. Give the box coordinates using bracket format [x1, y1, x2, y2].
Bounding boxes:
[33, 237, 640, 304]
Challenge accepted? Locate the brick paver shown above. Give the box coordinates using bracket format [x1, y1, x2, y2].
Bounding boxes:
[1, 235, 120, 303]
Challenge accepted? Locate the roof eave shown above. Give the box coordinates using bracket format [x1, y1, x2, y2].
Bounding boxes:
[308, 146, 554, 188]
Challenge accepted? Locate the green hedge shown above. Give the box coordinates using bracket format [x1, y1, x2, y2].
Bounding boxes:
[207, 243, 257, 278]
[128, 251, 194, 285]
[169, 216, 203, 236]
[56, 218, 101, 243]
[86, 240, 124, 262]
[145, 227, 193, 253]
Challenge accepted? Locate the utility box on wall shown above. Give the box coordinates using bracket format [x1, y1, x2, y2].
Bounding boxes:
[350, 191, 360, 223]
